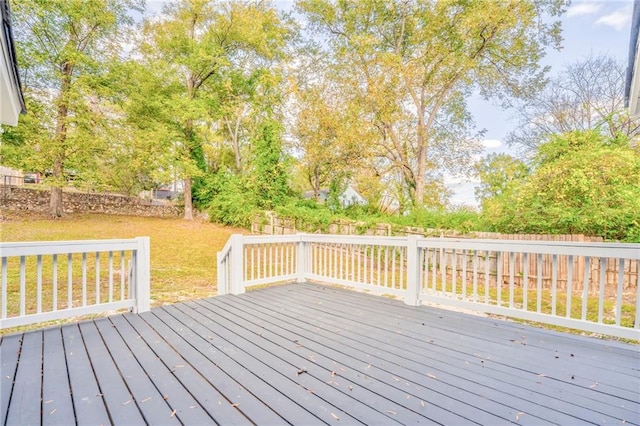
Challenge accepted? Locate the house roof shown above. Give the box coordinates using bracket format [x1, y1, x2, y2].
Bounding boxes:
[0, 0, 26, 126]
[625, 0, 640, 118]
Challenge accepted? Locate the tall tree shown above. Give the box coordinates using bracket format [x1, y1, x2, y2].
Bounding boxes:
[11, 0, 141, 217]
[136, 0, 291, 219]
[297, 0, 566, 209]
[507, 54, 640, 154]
[291, 51, 371, 199]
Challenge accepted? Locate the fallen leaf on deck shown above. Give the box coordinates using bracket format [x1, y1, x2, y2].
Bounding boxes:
[297, 368, 307, 376]
[589, 382, 598, 388]
[141, 397, 152, 403]
[516, 412, 525, 421]
[536, 374, 547, 377]
[44, 400, 53, 404]
[420, 400, 425, 407]
[386, 410, 396, 415]
[163, 395, 168, 400]
[331, 413, 339, 420]
[331, 371, 336, 377]
[122, 399, 132, 405]
[231, 403, 239, 407]
[392, 376, 400, 382]
[170, 409, 176, 417]
[427, 374, 437, 379]
[50, 409, 56, 415]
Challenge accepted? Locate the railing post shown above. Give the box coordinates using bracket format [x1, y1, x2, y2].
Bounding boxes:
[216, 251, 228, 296]
[134, 237, 151, 313]
[405, 235, 420, 306]
[230, 234, 245, 295]
[296, 234, 307, 283]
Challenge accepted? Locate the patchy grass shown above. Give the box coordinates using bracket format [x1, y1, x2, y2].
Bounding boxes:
[1, 211, 245, 309]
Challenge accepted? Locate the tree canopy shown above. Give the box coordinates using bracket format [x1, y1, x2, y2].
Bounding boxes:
[7, 0, 639, 242]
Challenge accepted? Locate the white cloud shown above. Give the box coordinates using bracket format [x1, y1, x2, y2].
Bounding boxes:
[566, 2, 602, 18]
[481, 139, 502, 149]
[595, 7, 632, 31]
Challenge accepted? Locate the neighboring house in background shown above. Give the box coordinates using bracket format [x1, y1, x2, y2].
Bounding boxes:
[626, 0, 640, 119]
[0, 0, 26, 126]
[303, 185, 367, 208]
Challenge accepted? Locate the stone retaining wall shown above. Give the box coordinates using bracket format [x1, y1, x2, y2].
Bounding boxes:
[1, 186, 182, 218]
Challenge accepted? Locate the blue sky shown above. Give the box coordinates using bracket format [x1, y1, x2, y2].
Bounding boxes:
[450, 0, 635, 206]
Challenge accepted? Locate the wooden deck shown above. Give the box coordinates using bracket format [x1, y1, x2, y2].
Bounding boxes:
[1, 283, 639, 425]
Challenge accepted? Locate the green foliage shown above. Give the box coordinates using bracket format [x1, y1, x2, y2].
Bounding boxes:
[483, 131, 640, 241]
[475, 153, 529, 203]
[207, 119, 293, 227]
[326, 178, 346, 212]
[246, 119, 291, 210]
[274, 199, 335, 232]
[11, 0, 143, 215]
[386, 208, 484, 234]
[207, 172, 257, 228]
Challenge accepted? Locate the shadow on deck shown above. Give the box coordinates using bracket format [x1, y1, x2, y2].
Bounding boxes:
[1, 283, 639, 425]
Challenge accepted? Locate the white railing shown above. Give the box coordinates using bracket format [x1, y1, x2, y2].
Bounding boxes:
[0, 237, 150, 329]
[217, 234, 640, 340]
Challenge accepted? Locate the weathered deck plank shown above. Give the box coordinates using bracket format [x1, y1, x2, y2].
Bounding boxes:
[243, 285, 640, 424]
[93, 317, 180, 425]
[1, 282, 639, 425]
[0, 334, 21, 421]
[42, 328, 74, 425]
[5, 331, 42, 425]
[62, 324, 111, 425]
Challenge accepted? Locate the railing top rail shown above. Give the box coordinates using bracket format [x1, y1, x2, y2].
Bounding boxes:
[417, 238, 640, 259]
[1, 238, 142, 257]
[241, 234, 302, 244]
[224, 233, 640, 258]
[218, 238, 234, 259]
[300, 234, 408, 246]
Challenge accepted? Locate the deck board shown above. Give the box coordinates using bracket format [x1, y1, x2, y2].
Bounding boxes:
[108, 314, 214, 425]
[265, 285, 640, 413]
[0, 334, 21, 421]
[42, 328, 74, 425]
[1, 282, 639, 425]
[78, 321, 145, 424]
[92, 317, 180, 425]
[242, 285, 638, 424]
[151, 305, 326, 425]
[6, 331, 42, 425]
[62, 324, 111, 425]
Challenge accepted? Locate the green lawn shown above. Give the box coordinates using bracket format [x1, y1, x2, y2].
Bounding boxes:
[1, 211, 245, 309]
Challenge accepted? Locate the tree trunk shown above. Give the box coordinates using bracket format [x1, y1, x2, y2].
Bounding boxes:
[51, 61, 72, 218]
[183, 77, 196, 221]
[183, 176, 193, 220]
[49, 187, 63, 217]
[50, 158, 64, 217]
